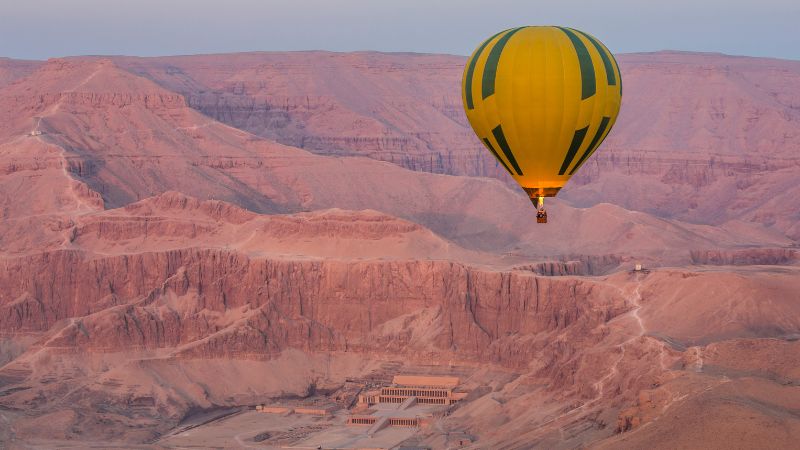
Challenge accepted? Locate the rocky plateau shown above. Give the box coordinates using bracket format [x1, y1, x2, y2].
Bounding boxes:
[0, 50, 798, 449]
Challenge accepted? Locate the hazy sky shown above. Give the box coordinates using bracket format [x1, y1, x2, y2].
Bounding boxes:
[1, 0, 798, 60]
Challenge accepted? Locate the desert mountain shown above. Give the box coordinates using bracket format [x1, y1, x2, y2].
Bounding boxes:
[4, 56, 788, 264]
[116, 51, 800, 240]
[0, 51, 798, 449]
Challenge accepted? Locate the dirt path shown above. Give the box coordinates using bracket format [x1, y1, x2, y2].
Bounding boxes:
[532, 278, 653, 435]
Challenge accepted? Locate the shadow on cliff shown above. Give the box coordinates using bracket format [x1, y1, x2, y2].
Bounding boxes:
[409, 211, 521, 253]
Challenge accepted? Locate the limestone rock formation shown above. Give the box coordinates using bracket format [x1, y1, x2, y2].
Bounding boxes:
[0, 51, 798, 448]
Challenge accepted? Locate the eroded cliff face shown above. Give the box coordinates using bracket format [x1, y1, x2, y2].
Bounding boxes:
[0, 244, 637, 444]
[119, 52, 500, 178]
[3, 221, 795, 447]
[1, 56, 791, 264]
[689, 247, 798, 265]
[0, 248, 626, 368]
[514, 254, 625, 276]
[115, 52, 800, 239]
[183, 95, 494, 176]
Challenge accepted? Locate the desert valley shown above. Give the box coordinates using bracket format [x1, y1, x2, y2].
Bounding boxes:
[0, 50, 798, 448]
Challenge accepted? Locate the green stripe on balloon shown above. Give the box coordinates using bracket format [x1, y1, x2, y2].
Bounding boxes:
[569, 117, 610, 175]
[482, 138, 514, 176]
[481, 27, 524, 100]
[464, 30, 505, 109]
[558, 27, 596, 100]
[559, 126, 589, 175]
[571, 29, 616, 86]
[491, 124, 524, 176]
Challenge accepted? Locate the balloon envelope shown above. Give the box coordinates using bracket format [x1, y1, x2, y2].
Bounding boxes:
[462, 26, 622, 202]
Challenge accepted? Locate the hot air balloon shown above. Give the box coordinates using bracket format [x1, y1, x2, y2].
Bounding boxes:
[462, 26, 622, 223]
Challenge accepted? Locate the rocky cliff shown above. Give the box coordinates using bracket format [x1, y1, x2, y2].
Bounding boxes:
[116, 51, 800, 239]
[1, 50, 799, 449]
[0, 247, 626, 369]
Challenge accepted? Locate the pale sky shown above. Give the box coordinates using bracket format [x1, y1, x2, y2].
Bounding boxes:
[1, 0, 798, 60]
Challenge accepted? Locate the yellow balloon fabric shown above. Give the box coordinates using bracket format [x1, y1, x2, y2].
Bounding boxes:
[462, 26, 622, 202]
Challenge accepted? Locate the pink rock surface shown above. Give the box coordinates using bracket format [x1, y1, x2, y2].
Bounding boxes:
[0, 57, 40, 88]
[0, 51, 798, 448]
[113, 51, 800, 239]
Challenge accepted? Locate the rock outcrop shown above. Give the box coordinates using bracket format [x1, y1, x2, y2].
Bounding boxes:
[0, 247, 626, 369]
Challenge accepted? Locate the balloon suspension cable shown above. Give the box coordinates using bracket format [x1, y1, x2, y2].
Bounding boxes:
[537, 196, 544, 211]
